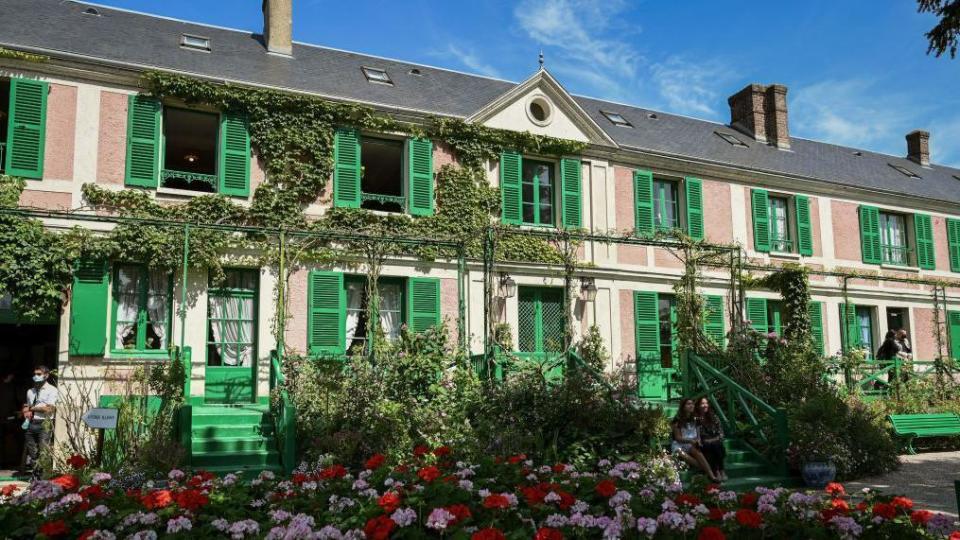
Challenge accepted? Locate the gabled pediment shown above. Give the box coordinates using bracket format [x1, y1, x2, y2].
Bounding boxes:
[466, 69, 617, 148]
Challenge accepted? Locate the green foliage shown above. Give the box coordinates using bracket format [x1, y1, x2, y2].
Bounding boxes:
[0, 46, 48, 63]
[756, 265, 812, 345]
[577, 325, 610, 371]
[919, 0, 960, 58]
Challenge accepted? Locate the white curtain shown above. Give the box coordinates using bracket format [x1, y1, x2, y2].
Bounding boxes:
[147, 270, 169, 349]
[114, 267, 139, 349]
[379, 283, 402, 341]
[210, 295, 251, 366]
[344, 282, 364, 350]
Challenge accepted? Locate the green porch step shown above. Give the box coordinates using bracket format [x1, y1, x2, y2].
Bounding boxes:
[192, 449, 281, 468]
[187, 404, 282, 475]
[191, 435, 275, 453]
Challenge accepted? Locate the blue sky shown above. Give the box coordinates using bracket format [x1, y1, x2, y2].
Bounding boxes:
[95, 0, 960, 166]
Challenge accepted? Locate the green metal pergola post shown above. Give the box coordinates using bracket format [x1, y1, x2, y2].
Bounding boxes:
[277, 230, 286, 361]
[180, 223, 191, 398]
[457, 245, 467, 352]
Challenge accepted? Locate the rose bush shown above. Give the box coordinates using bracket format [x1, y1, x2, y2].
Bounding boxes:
[1, 449, 957, 539]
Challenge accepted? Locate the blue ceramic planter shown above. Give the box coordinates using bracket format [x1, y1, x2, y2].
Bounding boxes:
[801, 460, 837, 488]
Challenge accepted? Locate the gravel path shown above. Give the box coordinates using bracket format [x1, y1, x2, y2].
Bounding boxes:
[845, 451, 960, 517]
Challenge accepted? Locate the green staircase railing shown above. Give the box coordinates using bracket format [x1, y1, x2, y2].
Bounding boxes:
[681, 352, 789, 476]
[172, 346, 193, 466]
[845, 358, 956, 400]
[269, 349, 297, 474]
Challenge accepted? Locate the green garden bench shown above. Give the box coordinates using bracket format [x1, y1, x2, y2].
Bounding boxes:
[887, 413, 960, 454]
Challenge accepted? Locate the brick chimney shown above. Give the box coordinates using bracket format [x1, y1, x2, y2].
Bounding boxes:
[906, 130, 930, 167]
[262, 0, 292, 56]
[727, 83, 790, 149]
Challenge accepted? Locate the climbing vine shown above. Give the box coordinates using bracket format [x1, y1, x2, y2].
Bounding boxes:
[751, 264, 812, 346]
[0, 47, 48, 63]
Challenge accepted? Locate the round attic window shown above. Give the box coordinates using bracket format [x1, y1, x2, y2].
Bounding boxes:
[526, 95, 553, 126]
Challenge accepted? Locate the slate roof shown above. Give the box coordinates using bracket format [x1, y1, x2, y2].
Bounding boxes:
[2, 0, 959, 205]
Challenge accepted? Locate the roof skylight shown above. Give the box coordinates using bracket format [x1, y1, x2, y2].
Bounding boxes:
[715, 131, 748, 147]
[889, 163, 920, 178]
[362, 66, 393, 85]
[953, 174, 960, 182]
[180, 34, 211, 51]
[600, 110, 632, 127]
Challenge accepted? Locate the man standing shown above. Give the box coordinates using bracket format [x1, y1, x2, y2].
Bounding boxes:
[23, 365, 57, 480]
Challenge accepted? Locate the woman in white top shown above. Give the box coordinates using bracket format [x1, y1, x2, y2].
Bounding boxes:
[670, 397, 719, 482]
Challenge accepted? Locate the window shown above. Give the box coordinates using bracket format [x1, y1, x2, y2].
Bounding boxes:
[360, 137, 405, 212]
[161, 107, 219, 192]
[768, 196, 792, 252]
[658, 295, 676, 369]
[889, 163, 920, 178]
[111, 265, 172, 353]
[715, 131, 748, 147]
[840, 304, 875, 359]
[526, 96, 553, 126]
[344, 277, 404, 355]
[856, 307, 874, 358]
[601, 110, 632, 127]
[180, 34, 211, 51]
[879, 211, 909, 265]
[767, 301, 785, 336]
[521, 159, 555, 226]
[207, 269, 257, 367]
[517, 286, 565, 354]
[886, 307, 909, 333]
[653, 179, 680, 231]
[362, 67, 393, 85]
[0, 79, 9, 173]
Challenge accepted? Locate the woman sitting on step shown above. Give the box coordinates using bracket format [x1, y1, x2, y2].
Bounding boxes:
[696, 397, 727, 481]
[670, 398, 719, 483]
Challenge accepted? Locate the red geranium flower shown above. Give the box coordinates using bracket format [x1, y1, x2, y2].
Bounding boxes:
[141, 489, 174, 510]
[66, 454, 88, 470]
[855, 501, 868, 512]
[820, 508, 844, 523]
[708, 507, 725, 521]
[520, 484, 547, 506]
[188, 470, 215, 488]
[891, 496, 913, 510]
[824, 482, 846, 497]
[1, 484, 19, 497]
[872, 502, 896, 520]
[365, 453, 386, 470]
[78, 530, 96, 540]
[557, 490, 576, 511]
[534, 527, 563, 540]
[364, 515, 396, 540]
[507, 454, 526, 464]
[948, 532, 960, 540]
[676, 493, 702, 507]
[413, 445, 430, 458]
[911, 509, 933, 525]
[418, 465, 441, 483]
[51, 474, 79, 492]
[39, 520, 68, 537]
[595, 479, 617, 498]
[551, 463, 566, 474]
[735, 508, 763, 528]
[292, 473, 308, 485]
[394, 464, 409, 474]
[446, 504, 472, 524]
[80, 485, 105, 501]
[830, 498, 850, 512]
[482, 494, 511, 509]
[320, 464, 347, 480]
[698, 526, 726, 540]
[174, 489, 209, 511]
[433, 446, 452, 458]
[740, 492, 758, 508]
[471, 528, 506, 540]
[378, 491, 402, 513]
[705, 483, 720, 493]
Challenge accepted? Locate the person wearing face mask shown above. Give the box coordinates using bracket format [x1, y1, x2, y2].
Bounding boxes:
[22, 365, 57, 480]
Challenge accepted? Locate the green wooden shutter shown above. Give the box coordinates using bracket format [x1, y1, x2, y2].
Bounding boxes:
[560, 157, 582, 228]
[333, 128, 361, 208]
[703, 295, 725, 347]
[5, 78, 47, 179]
[634, 291, 660, 358]
[795, 195, 813, 256]
[124, 95, 161, 188]
[914, 213, 935, 269]
[307, 271, 345, 355]
[840, 303, 860, 351]
[948, 218, 960, 273]
[407, 138, 434, 216]
[858, 205, 882, 264]
[218, 112, 250, 197]
[809, 301, 824, 355]
[500, 151, 522, 224]
[746, 297, 769, 333]
[68, 259, 109, 356]
[407, 277, 440, 333]
[948, 311, 960, 360]
[751, 189, 770, 253]
[633, 169, 654, 236]
[684, 177, 704, 241]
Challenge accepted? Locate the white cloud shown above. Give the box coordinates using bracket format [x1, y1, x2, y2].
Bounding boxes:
[649, 56, 736, 119]
[929, 116, 960, 168]
[442, 43, 504, 79]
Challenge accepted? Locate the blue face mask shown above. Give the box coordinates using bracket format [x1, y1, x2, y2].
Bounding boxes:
[32, 375, 45, 384]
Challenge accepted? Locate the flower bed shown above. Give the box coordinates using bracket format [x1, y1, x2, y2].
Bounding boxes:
[1, 449, 958, 539]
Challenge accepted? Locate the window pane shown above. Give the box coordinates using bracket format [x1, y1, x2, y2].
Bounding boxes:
[539, 202, 553, 225]
[517, 288, 536, 352]
[379, 283, 403, 342]
[345, 280, 366, 354]
[654, 180, 678, 229]
[114, 266, 141, 350]
[522, 160, 554, 225]
[522, 203, 535, 224]
[856, 307, 873, 355]
[880, 213, 907, 265]
[769, 197, 790, 252]
[145, 270, 170, 350]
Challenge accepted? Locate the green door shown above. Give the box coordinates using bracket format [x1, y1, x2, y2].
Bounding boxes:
[205, 269, 258, 403]
[634, 291, 663, 399]
[517, 286, 566, 379]
[948, 311, 960, 361]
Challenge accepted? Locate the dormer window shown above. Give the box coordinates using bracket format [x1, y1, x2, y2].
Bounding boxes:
[362, 67, 393, 85]
[601, 110, 632, 127]
[716, 131, 748, 147]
